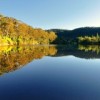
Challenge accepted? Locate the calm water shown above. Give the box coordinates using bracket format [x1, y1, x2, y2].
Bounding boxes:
[0, 45, 100, 100]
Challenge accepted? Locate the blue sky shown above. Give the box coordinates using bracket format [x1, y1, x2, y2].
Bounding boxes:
[0, 0, 100, 29]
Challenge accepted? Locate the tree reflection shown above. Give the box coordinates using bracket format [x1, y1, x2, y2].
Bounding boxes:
[1, 45, 100, 75]
[0, 46, 57, 75]
[56, 45, 100, 59]
[78, 45, 100, 54]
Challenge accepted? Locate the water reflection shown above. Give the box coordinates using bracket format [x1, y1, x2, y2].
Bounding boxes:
[56, 45, 100, 59]
[78, 45, 100, 54]
[0, 46, 57, 75]
[1, 45, 100, 75]
[0, 45, 100, 100]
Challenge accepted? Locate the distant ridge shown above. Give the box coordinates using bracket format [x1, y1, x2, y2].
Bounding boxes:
[47, 27, 100, 38]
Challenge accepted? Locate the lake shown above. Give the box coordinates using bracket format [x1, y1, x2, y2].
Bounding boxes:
[0, 45, 100, 100]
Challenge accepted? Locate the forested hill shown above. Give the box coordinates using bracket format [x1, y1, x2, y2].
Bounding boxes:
[0, 14, 57, 45]
[48, 27, 100, 38]
[48, 27, 100, 44]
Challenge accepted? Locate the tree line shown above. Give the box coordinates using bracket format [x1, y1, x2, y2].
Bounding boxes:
[78, 33, 100, 44]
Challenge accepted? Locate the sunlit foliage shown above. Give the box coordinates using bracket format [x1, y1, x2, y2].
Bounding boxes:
[78, 33, 100, 44]
[0, 14, 57, 45]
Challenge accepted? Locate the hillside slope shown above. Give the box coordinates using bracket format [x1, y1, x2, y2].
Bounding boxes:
[0, 14, 57, 45]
